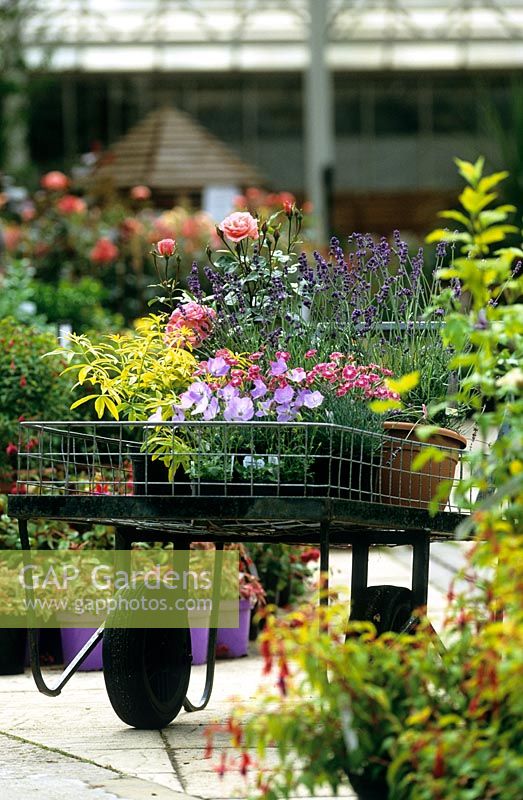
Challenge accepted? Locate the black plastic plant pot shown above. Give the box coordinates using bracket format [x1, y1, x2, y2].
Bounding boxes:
[311, 455, 376, 500]
[131, 454, 190, 496]
[345, 770, 389, 800]
[0, 627, 27, 675]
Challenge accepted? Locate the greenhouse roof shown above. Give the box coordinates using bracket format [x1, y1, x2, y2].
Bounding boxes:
[22, 0, 523, 72]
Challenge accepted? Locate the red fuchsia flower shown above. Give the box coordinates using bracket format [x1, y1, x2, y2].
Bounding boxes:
[41, 170, 69, 191]
[5, 443, 18, 457]
[130, 184, 151, 201]
[90, 237, 119, 264]
[19, 376, 27, 388]
[156, 238, 176, 256]
[164, 302, 216, 348]
[56, 194, 87, 215]
[218, 211, 259, 243]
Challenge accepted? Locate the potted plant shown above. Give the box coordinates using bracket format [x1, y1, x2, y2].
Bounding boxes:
[247, 543, 320, 608]
[0, 559, 30, 674]
[187, 543, 266, 662]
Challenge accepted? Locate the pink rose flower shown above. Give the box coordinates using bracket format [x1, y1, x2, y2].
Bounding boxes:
[218, 211, 259, 243]
[156, 238, 176, 256]
[130, 185, 151, 201]
[56, 195, 87, 215]
[164, 302, 216, 348]
[41, 170, 69, 191]
[90, 237, 119, 264]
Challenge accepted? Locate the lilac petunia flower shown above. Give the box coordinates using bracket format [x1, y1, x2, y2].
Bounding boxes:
[276, 406, 296, 422]
[255, 398, 274, 417]
[274, 385, 294, 405]
[251, 379, 268, 399]
[202, 396, 219, 420]
[147, 406, 163, 423]
[269, 357, 288, 376]
[223, 396, 254, 422]
[288, 367, 306, 383]
[179, 381, 211, 412]
[171, 407, 186, 422]
[207, 356, 230, 377]
[218, 383, 240, 402]
[302, 390, 324, 409]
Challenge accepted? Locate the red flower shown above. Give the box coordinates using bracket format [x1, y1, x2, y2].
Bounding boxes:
[5, 443, 18, 457]
[41, 170, 69, 191]
[90, 237, 119, 264]
[19, 376, 27, 388]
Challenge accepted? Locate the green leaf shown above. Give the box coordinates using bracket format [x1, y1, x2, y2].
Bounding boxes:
[386, 371, 420, 395]
[369, 399, 403, 414]
[437, 209, 471, 228]
[477, 170, 509, 193]
[459, 186, 497, 215]
[69, 394, 99, 410]
[94, 396, 106, 418]
[454, 157, 480, 185]
[425, 230, 470, 244]
[103, 396, 119, 420]
[412, 447, 447, 471]
[78, 365, 92, 383]
[214, 253, 237, 269]
[476, 226, 519, 246]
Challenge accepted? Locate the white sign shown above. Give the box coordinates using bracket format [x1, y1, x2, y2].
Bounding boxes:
[202, 185, 239, 220]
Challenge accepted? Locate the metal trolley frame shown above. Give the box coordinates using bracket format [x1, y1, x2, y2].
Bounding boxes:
[8, 420, 469, 729]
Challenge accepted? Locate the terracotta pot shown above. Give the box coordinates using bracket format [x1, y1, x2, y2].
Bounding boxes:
[376, 422, 467, 509]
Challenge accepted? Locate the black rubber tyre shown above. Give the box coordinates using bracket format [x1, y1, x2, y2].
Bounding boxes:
[103, 586, 192, 729]
[349, 585, 414, 635]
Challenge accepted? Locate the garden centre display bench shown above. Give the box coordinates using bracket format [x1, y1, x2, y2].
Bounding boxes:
[8, 420, 468, 729]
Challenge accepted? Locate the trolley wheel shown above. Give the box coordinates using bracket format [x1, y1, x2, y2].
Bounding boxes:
[349, 585, 414, 635]
[102, 587, 191, 729]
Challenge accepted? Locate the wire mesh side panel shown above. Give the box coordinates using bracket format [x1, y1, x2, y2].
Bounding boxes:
[16, 423, 134, 497]
[15, 421, 469, 511]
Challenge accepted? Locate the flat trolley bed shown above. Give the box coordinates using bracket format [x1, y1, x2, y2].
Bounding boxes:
[8, 420, 470, 729]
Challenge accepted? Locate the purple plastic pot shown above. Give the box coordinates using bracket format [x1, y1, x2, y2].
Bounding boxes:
[61, 627, 103, 671]
[216, 598, 251, 659]
[190, 626, 210, 665]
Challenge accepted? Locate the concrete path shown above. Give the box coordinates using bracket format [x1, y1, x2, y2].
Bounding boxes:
[0, 545, 468, 799]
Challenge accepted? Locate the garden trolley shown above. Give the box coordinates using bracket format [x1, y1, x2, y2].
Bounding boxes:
[9, 420, 469, 729]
